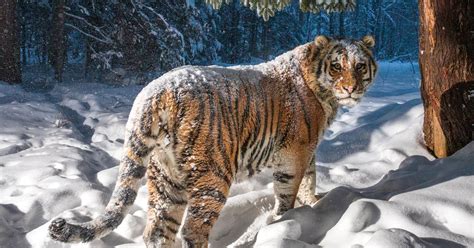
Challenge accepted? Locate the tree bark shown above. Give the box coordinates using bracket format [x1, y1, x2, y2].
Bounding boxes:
[0, 0, 22, 84]
[419, 0, 474, 157]
[50, 0, 67, 82]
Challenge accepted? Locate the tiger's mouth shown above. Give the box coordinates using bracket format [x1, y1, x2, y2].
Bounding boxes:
[337, 97, 359, 107]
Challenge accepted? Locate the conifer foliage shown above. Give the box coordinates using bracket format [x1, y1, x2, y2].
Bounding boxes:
[205, 0, 356, 21]
[13, 0, 418, 84]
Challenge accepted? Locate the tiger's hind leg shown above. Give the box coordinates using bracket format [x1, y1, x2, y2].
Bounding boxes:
[143, 158, 187, 248]
[181, 169, 231, 248]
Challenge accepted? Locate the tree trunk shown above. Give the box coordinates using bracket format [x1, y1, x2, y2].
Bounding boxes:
[339, 12, 345, 36]
[352, 1, 360, 37]
[0, 0, 21, 84]
[306, 13, 313, 41]
[19, 0, 26, 66]
[50, 0, 67, 82]
[419, 0, 474, 157]
[260, 19, 270, 60]
[329, 13, 335, 36]
[84, 41, 92, 77]
[249, 12, 258, 56]
[372, 0, 382, 55]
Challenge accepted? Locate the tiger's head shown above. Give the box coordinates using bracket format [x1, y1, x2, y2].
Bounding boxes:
[311, 35, 377, 107]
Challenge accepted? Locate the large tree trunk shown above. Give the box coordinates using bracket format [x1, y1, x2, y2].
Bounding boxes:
[419, 0, 474, 157]
[50, 0, 67, 82]
[0, 0, 21, 84]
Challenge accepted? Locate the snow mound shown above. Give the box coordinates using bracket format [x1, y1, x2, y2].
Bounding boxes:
[256, 142, 474, 247]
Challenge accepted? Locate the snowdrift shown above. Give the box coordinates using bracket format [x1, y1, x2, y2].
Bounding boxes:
[253, 142, 474, 248]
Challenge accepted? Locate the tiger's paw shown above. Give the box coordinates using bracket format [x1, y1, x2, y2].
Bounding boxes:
[295, 194, 324, 207]
[49, 218, 72, 242]
[266, 212, 283, 224]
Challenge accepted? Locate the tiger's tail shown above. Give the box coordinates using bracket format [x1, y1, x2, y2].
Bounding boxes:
[49, 142, 151, 242]
[49, 95, 158, 243]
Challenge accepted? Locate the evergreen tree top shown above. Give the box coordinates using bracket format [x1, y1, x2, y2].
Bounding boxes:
[204, 0, 356, 21]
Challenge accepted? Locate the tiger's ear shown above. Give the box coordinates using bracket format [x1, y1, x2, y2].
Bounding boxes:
[314, 35, 330, 48]
[361, 35, 375, 48]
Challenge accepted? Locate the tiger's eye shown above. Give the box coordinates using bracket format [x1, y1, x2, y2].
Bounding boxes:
[356, 63, 366, 71]
[331, 63, 342, 71]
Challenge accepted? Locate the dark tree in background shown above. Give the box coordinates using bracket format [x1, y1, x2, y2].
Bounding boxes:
[419, 0, 474, 157]
[50, 0, 67, 82]
[0, 0, 21, 84]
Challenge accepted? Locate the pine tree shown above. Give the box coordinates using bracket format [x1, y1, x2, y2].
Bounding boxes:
[0, 0, 21, 84]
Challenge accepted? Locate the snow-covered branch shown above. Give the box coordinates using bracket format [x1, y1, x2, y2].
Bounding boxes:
[64, 23, 112, 44]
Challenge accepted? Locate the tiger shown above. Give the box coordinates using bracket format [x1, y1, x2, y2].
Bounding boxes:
[48, 35, 377, 248]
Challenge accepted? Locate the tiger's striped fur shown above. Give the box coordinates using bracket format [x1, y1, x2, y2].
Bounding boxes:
[49, 35, 377, 247]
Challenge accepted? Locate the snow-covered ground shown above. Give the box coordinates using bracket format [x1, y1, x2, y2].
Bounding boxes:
[1, 62, 473, 248]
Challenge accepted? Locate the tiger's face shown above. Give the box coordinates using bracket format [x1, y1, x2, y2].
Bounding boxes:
[314, 35, 377, 107]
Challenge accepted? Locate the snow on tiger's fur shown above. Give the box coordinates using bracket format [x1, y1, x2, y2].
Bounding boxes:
[49, 35, 377, 248]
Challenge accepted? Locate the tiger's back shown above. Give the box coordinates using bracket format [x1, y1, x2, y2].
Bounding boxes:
[140, 64, 325, 176]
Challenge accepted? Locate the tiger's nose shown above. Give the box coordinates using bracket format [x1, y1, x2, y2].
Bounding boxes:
[342, 85, 355, 93]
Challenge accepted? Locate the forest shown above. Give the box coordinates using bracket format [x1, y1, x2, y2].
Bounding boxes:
[14, 0, 418, 83]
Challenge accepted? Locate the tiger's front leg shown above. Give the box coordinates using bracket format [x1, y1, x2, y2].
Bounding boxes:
[296, 155, 322, 206]
[271, 152, 312, 220]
